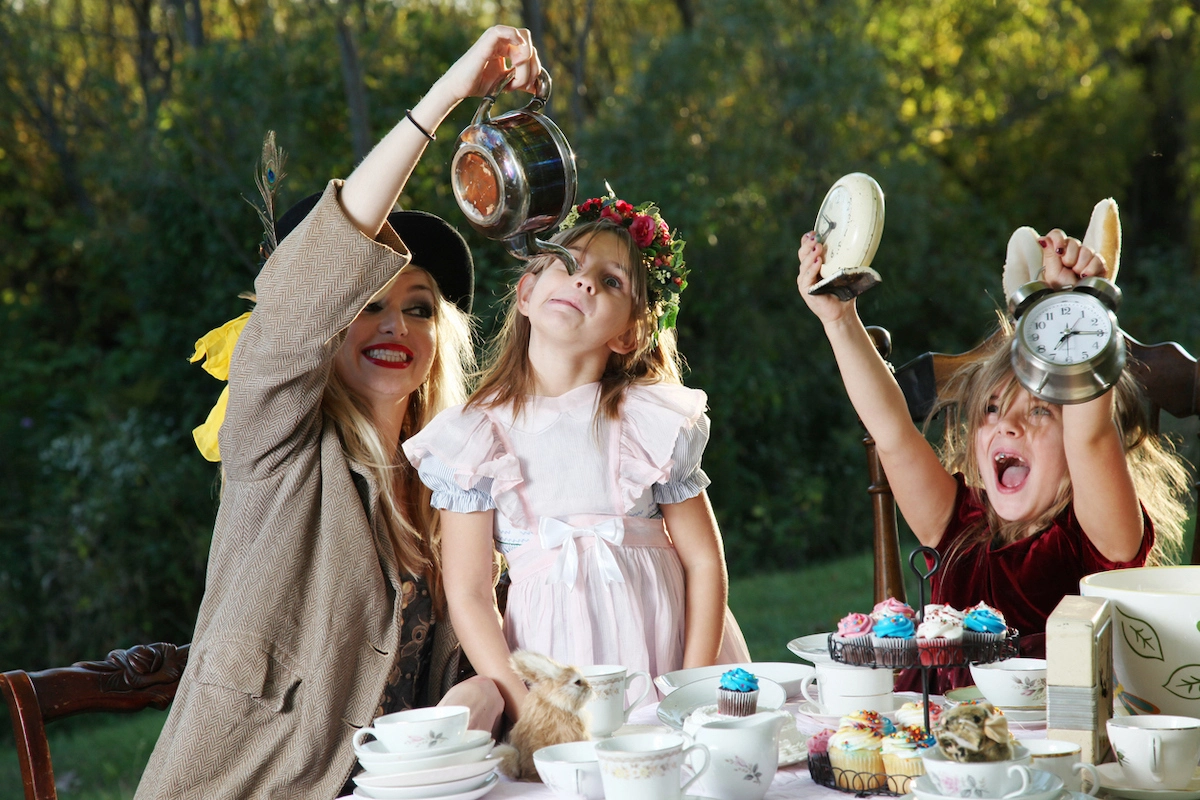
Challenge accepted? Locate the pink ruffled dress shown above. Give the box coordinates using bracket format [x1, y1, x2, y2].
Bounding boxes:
[403, 382, 750, 689]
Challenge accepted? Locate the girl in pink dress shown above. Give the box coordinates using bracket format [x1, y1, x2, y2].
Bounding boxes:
[405, 193, 749, 719]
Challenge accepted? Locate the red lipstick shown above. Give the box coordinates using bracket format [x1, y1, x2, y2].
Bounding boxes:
[361, 343, 414, 369]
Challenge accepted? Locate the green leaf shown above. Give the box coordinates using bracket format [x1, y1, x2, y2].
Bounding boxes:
[1117, 609, 1164, 662]
[1162, 665, 1200, 701]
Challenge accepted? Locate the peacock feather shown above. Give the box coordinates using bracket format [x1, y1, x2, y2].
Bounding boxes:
[249, 130, 287, 261]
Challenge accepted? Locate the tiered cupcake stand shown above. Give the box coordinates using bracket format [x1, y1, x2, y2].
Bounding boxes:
[808, 546, 1020, 796]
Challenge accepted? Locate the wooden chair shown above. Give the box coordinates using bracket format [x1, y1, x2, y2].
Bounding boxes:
[0, 642, 189, 800]
[864, 328, 1200, 604]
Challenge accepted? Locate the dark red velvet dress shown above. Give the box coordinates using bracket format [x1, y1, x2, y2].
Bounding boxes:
[896, 474, 1154, 694]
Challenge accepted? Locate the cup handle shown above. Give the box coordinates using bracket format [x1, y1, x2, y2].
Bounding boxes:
[622, 671, 651, 722]
[800, 674, 819, 706]
[1075, 762, 1102, 797]
[352, 727, 376, 751]
[1001, 765, 1031, 799]
[679, 741, 711, 797]
[1150, 735, 1164, 783]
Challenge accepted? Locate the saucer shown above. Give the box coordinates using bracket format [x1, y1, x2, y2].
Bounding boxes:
[655, 662, 814, 698]
[657, 676, 787, 729]
[1000, 707, 1046, 723]
[1096, 763, 1200, 800]
[944, 686, 985, 705]
[913, 770, 1063, 800]
[787, 632, 835, 664]
[355, 730, 492, 761]
[353, 772, 497, 800]
[358, 740, 494, 776]
[353, 754, 500, 788]
[353, 768, 495, 799]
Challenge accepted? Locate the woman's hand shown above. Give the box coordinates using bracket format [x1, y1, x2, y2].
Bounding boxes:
[1039, 228, 1107, 289]
[432, 25, 542, 107]
[797, 232, 855, 325]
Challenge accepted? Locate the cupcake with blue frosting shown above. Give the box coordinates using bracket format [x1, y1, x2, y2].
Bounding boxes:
[716, 668, 759, 717]
[872, 613, 917, 667]
[963, 602, 1007, 654]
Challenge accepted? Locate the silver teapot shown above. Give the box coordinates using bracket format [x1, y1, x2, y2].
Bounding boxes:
[451, 69, 579, 273]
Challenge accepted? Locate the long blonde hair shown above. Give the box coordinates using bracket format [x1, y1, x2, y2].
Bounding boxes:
[935, 323, 1190, 567]
[322, 271, 474, 606]
[470, 220, 683, 420]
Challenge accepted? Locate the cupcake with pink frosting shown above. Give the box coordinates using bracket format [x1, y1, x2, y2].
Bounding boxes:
[834, 612, 875, 665]
[871, 597, 917, 622]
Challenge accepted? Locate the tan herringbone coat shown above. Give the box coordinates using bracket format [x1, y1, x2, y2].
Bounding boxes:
[136, 182, 450, 799]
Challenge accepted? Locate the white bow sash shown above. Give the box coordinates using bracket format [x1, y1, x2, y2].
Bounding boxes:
[537, 517, 626, 590]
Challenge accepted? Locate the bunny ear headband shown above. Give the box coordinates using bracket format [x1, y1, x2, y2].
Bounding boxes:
[1001, 198, 1122, 299]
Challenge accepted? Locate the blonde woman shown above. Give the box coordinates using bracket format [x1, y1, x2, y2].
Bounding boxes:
[136, 26, 541, 800]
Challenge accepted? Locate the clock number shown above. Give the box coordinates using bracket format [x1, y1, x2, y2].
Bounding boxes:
[1061, 306, 1071, 315]
[1037, 345, 1046, 354]
[1031, 333, 1040, 342]
[1034, 322, 1046, 330]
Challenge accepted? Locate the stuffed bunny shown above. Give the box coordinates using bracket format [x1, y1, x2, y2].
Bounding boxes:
[497, 650, 593, 781]
[934, 701, 1015, 763]
[1002, 198, 1122, 298]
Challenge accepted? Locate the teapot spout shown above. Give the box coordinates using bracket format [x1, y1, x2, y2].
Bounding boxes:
[505, 234, 579, 275]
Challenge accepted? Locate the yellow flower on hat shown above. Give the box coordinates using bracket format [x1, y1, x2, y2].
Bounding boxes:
[189, 311, 251, 462]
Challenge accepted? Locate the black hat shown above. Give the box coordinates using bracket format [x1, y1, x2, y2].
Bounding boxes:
[274, 193, 474, 314]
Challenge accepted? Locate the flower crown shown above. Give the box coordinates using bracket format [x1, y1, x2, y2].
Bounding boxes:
[559, 189, 688, 332]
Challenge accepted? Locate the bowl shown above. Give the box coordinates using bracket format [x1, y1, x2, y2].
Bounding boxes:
[1080, 566, 1200, 717]
[970, 658, 1047, 709]
[533, 741, 603, 800]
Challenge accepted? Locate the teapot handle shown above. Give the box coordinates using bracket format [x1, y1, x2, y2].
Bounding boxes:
[471, 68, 554, 127]
[505, 233, 579, 275]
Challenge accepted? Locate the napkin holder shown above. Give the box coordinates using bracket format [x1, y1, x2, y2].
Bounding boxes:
[1046, 595, 1114, 764]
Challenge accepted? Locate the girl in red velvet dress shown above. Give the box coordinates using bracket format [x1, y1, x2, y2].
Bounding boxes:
[796, 228, 1189, 691]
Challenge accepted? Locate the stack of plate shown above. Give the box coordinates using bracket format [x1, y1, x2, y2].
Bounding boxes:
[945, 686, 1046, 728]
[351, 729, 500, 800]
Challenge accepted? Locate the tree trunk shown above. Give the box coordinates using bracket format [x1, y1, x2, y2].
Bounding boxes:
[335, 14, 372, 162]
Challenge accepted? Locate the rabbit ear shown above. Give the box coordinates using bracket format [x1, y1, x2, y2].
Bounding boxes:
[1003, 226, 1044, 298]
[509, 650, 562, 684]
[1082, 198, 1121, 285]
[983, 709, 1011, 744]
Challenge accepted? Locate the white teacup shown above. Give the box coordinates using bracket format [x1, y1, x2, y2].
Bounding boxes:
[921, 744, 1033, 799]
[595, 733, 710, 800]
[579, 664, 651, 737]
[534, 741, 604, 800]
[1107, 715, 1200, 790]
[969, 658, 1047, 709]
[351, 705, 469, 754]
[799, 662, 895, 715]
[1021, 739, 1100, 795]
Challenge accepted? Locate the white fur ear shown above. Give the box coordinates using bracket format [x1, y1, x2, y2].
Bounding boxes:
[1002, 226, 1044, 298]
[510, 650, 559, 684]
[1082, 198, 1121, 285]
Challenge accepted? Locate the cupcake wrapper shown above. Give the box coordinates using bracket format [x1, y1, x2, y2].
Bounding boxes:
[828, 748, 886, 791]
[882, 752, 925, 794]
[717, 688, 759, 717]
[918, 637, 964, 667]
[872, 635, 917, 668]
[833, 634, 875, 666]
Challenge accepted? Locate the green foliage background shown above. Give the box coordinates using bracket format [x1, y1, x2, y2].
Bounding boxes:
[2, 0, 1199, 673]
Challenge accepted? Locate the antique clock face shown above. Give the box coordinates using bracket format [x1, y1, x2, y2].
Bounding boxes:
[1018, 293, 1115, 366]
[1009, 278, 1126, 404]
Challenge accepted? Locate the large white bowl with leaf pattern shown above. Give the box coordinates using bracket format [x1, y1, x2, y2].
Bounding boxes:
[1081, 567, 1200, 718]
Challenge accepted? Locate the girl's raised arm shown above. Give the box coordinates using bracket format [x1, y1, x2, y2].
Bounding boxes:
[661, 491, 727, 668]
[439, 509, 529, 720]
[797, 233, 959, 546]
[1040, 230, 1143, 561]
[340, 26, 541, 237]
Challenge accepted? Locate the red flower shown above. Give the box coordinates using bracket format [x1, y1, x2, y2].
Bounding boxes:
[600, 207, 623, 224]
[630, 214, 657, 248]
[614, 200, 634, 217]
[580, 198, 601, 212]
[657, 220, 671, 244]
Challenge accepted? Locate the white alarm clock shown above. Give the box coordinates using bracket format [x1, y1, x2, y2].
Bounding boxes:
[807, 172, 885, 300]
[1008, 277, 1126, 404]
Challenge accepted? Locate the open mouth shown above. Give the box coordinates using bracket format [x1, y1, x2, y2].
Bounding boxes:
[363, 344, 413, 369]
[993, 452, 1030, 489]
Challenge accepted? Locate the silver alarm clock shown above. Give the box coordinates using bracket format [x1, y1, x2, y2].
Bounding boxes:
[1008, 277, 1125, 404]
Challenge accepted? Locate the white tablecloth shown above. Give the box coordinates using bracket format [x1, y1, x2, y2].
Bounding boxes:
[481, 699, 1050, 799]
